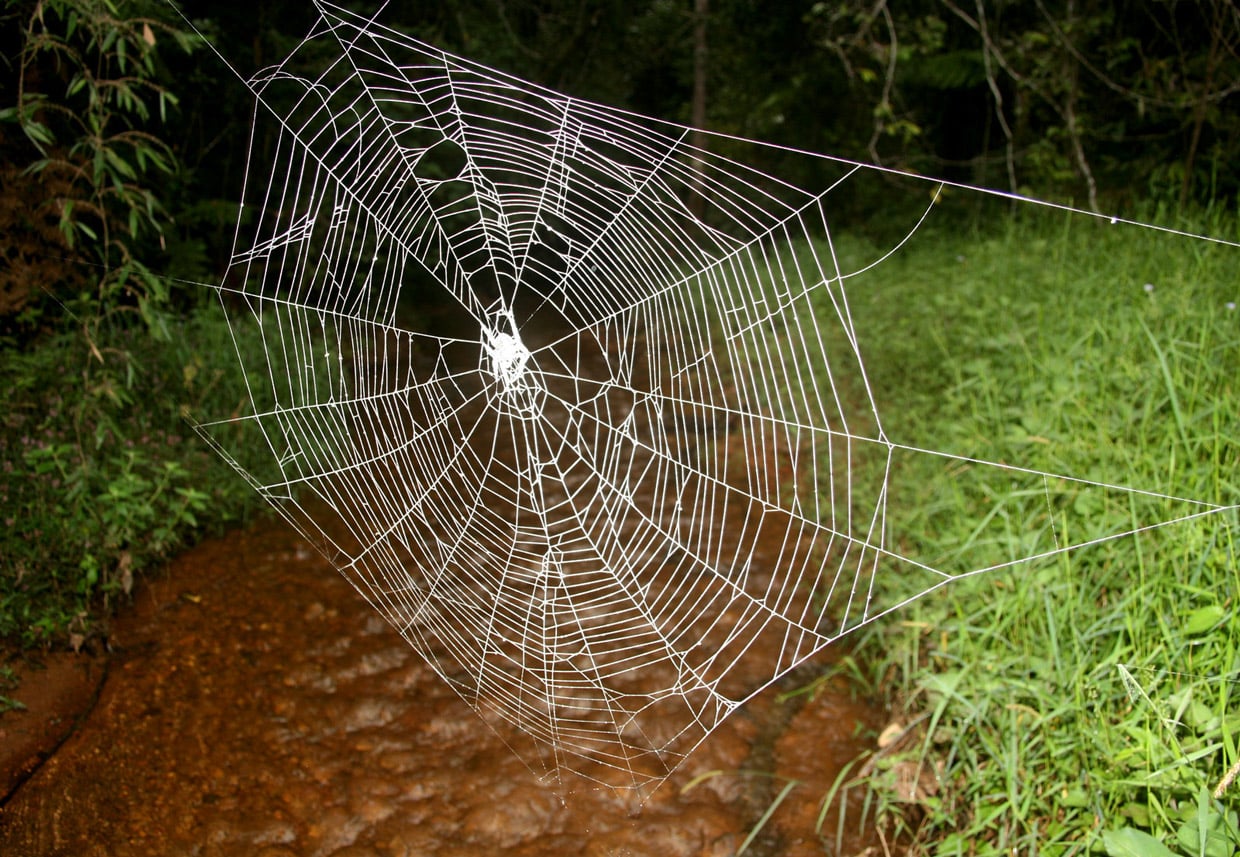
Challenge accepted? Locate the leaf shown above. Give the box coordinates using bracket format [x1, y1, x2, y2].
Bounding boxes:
[22, 118, 55, 149]
[1120, 801, 1150, 828]
[1101, 827, 1176, 857]
[924, 669, 964, 698]
[1059, 787, 1089, 808]
[1183, 605, 1226, 636]
[1175, 788, 1240, 857]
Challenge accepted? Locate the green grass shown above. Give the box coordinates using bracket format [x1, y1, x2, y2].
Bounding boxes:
[0, 303, 278, 648]
[817, 205, 1240, 855]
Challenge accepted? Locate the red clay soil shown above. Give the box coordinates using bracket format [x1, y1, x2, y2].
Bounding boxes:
[0, 648, 107, 803]
[0, 520, 884, 857]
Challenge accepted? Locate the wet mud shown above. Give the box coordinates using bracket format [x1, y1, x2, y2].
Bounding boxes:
[0, 650, 105, 802]
[0, 518, 881, 856]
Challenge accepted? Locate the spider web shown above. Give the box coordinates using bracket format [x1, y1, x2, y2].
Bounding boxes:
[188, 1, 1236, 791]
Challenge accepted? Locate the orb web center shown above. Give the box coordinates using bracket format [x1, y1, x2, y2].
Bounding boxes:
[487, 328, 530, 389]
[481, 321, 545, 419]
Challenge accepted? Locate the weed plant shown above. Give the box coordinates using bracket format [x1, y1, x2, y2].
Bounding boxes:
[0, 304, 277, 648]
[818, 206, 1239, 855]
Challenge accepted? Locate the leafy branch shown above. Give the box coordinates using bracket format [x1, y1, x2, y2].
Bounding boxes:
[1, 0, 195, 345]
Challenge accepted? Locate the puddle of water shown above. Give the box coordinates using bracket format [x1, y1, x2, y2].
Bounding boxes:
[0, 518, 880, 856]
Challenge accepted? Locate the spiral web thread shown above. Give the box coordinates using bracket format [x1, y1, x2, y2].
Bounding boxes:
[188, 1, 1237, 791]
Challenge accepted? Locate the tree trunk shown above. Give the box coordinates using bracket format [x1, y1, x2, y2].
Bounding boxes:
[689, 0, 709, 219]
[1180, 0, 1225, 208]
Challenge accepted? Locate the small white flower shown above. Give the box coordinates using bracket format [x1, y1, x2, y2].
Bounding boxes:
[1227, 301, 1236, 311]
[1143, 283, 1155, 294]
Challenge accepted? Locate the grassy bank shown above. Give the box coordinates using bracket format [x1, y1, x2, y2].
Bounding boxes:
[819, 206, 1239, 854]
[0, 304, 275, 649]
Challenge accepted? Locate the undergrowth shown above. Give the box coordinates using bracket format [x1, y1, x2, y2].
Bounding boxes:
[816, 204, 1240, 855]
[0, 305, 275, 649]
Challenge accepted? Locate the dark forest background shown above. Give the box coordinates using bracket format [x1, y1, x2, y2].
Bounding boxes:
[2, 0, 1238, 340]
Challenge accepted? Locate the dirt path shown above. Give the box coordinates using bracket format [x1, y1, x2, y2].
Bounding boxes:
[0, 516, 880, 857]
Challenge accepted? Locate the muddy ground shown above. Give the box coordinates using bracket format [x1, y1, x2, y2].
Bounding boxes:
[0, 517, 884, 857]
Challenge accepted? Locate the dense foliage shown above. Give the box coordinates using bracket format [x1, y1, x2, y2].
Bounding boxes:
[0, 0, 194, 338]
[384, 0, 1240, 209]
[0, 311, 277, 646]
[0, 0, 257, 646]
